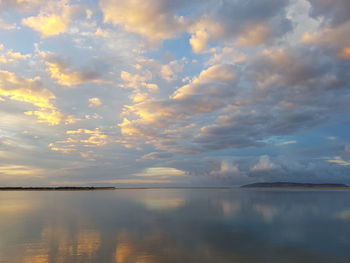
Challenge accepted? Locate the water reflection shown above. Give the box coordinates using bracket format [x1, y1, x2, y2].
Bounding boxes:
[0, 189, 350, 262]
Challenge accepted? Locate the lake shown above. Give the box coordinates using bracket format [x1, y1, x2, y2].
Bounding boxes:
[0, 188, 350, 263]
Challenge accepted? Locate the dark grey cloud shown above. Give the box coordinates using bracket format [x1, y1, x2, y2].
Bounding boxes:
[213, 0, 293, 39]
[308, 0, 350, 25]
[196, 46, 350, 151]
[142, 152, 174, 160]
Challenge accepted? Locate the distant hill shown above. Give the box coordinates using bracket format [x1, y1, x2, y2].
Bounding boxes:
[241, 182, 348, 188]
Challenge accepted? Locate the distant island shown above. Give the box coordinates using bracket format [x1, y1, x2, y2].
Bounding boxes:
[0, 187, 116, 191]
[241, 182, 349, 188]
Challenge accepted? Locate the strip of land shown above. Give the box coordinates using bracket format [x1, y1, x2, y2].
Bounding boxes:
[0, 187, 116, 191]
[0, 186, 234, 191]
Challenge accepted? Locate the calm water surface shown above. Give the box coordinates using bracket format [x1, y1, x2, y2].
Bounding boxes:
[0, 189, 350, 263]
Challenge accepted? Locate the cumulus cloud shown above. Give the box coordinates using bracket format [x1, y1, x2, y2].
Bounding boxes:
[118, 64, 241, 153]
[0, 70, 76, 125]
[118, 43, 350, 154]
[99, 0, 189, 43]
[99, 0, 292, 50]
[120, 70, 158, 93]
[251, 155, 279, 172]
[21, 0, 80, 37]
[210, 160, 240, 177]
[308, 0, 350, 26]
[303, 21, 350, 59]
[188, 0, 292, 52]
[42, 53, 106, 86]
[160, 60, 184, 82]
[22, 14, 68, 37]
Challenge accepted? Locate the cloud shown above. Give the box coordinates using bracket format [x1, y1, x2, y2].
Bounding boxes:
[206, 46, 247, 66]
[189, 29, 210, 53]
[251, 155, 279, 172]
[0, 18, 18, 30]
[118, 64, 241, 153]
[188, 0, 292, 52]
[119, 40, 350, 156]
[88, 97, 102, 108]
[134, 167, 187, 178]
[21, 0, 79, 37]
[0, 44, 31, 63]
[336, 210, 350, 220]
[303, 21, 350, 60]
[99, 0, 189, 43]
[3, 0, 350, 186]
[24, 110, 77, 126]
[53, 178, 174, 185]
[0, 70, 77, 125]
[188, 17, 223, 53]
[276, 140, 297, 146]
[210, 160, 240, 177]
[171, 64, 237, 113]
[0, 70, 54, 109]
[236, 25, 272, 46]
[120, 70, 158, 93]
[160, 60, 184, 82]
[22, 14, 68, 37]
[49, 128, 114, 158]
[42, 53, 106, 86]
[100, 0, 292, 49]
[142, 152, 173, 160]
[327, 157, 350, 166]
[308, 0, 350, 26]
[0, 164, 44, 177]
[0, 0, 44, 12]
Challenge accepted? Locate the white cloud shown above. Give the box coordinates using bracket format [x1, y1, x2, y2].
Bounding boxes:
[276, 140, 297, 146]
[327, 157, 350, 166]
[251, 155, 278, 172]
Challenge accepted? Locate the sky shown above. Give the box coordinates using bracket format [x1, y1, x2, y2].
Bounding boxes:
[0, 0, 350, 187]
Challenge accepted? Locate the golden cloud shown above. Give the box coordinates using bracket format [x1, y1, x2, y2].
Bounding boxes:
[50, 128, 112, 157]
[21, 0, 75, 37]
[0, 70, 55, 109]
[22, 15, 67, 37]
[0, 70, 77, 125]
[100, 0, 186, 43]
